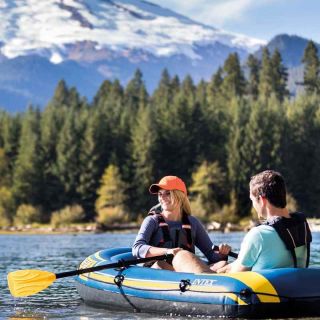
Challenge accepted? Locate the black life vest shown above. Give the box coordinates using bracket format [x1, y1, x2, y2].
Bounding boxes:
[148, 203, 194, 253]
[265, 212, 312, 267]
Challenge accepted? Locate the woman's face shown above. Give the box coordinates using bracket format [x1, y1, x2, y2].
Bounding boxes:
[158, 189, 175, 211]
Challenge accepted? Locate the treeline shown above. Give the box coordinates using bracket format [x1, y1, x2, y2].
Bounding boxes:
[1, 41, 320, 227]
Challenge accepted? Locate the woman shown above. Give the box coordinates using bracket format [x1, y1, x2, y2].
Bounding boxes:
[132, 175, 230, 271]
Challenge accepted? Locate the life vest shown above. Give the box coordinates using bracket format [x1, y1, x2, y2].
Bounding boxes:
[148, 203, 194, 253]
[265, 212, 312, 267]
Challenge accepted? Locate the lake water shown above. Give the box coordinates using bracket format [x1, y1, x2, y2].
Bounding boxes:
[1, 231, 320, 319]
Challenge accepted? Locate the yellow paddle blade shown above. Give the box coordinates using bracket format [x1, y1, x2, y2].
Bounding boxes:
[7, 270, 56, 297]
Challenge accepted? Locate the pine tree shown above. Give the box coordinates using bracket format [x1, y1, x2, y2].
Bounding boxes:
[302, 41, 320, 94]
[221, 53, 246, 98]
[0, 112, 21, 169]
[12, 107, 44, 209]
[271, 49, 289, 101]
[130, 105, 157, 215]
[196, 80, 208, 107]
[51, 79, 69, 107]
[77, 108, 107, 219]
[226, 99, 251, 216]
[40, 101, 66, 214]
[283, 95, 320, 214]
[93, 79, 125, 168]
[55, 108, 83, 206]
[181, 75, 196, 105]
[246, 54, 260, 100]
[259, 48, 274, 100]
[0, 148, 11, 187]
[124, 69, 148, 121]
[207, 67, 223, 104]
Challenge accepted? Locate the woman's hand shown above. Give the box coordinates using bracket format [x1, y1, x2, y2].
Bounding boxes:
[166, 247, 183, 256]
[217, 243, 231, 255]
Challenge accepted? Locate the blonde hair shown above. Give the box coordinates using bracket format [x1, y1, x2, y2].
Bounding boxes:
[170, 190, 191, 215]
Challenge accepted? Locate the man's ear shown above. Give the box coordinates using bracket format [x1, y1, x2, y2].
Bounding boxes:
[260, 196, 267, 206]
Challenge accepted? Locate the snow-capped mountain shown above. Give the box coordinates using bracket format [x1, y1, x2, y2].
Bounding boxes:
[0, 0, 266, 110]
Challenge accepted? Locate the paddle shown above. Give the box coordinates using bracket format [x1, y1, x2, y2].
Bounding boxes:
[8, 246, 238, 298]
[7, 253, 173, 298]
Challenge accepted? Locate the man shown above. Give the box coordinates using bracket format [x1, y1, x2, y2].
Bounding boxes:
[172, 170, 312, 273]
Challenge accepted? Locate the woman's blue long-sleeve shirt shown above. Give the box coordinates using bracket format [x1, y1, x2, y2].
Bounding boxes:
[132, 215, 223, 264]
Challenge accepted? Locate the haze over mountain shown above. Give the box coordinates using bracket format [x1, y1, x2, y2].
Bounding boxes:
[0, 0, 316, 111]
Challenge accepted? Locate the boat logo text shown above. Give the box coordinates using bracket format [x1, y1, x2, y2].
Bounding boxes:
[192, 279, 217, 286]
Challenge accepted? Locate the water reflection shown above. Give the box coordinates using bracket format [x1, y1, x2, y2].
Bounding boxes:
[1, 232, 320, 319]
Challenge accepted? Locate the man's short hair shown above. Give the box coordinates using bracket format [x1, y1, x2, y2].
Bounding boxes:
[250, 170, 287, 208]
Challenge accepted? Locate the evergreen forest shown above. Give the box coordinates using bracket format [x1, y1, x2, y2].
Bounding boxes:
[1, 42, 320, 228]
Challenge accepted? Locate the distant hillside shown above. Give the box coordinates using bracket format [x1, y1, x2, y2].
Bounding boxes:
[255, 34, 320, 67]
[253, 34, 320, 95]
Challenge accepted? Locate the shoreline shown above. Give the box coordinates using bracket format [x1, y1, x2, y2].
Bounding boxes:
[0, 222, 141, 235]
[1, 219, 320, 235]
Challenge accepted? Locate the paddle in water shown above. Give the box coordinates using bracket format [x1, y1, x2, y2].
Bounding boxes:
[7, 253, 173, 298]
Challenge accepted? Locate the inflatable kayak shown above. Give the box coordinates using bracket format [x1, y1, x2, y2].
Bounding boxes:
[75, 247, 320, 318]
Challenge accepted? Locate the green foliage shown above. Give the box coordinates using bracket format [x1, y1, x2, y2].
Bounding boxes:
[50, 204, 85, 228]
[189, 161, 227, 218]
[286, 193, 298, 213]
[130, 105, 157, 214]
[221, 53, 246, 98]
[283, 95, 320, 213]
[271, 49, 289, 101]
[0, 148, 11, 187]
[246, 54, 260, 100]
[55, 108, 83, 205]
[77, 109, 106, 218]
[14, 204, 42, 225]
[0, 49, 320, 223]
[0, 186, 14, 226]
[95, 165, 128, 223]
[259, 48, 274, 100]
[96, 207, 128, 225]
[12, 107, 44, 207]
[0, 112, 21, 164]
[302, 41, 320, 94]
[211, 191, 239, 224]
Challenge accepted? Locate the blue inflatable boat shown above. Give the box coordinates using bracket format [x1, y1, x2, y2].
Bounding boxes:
[75, 247, 320, 318]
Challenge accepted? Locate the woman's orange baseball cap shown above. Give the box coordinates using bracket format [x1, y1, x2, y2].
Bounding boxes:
[149, 176, 187, 195]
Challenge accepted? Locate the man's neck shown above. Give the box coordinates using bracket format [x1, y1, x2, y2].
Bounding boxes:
[266, 206, 290, 219]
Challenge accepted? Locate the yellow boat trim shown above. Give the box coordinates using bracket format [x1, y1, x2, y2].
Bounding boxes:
[79, 274, 88, 281]
[94, 251, 106, 262]
[78, 256, 97, 271]
[216, 272, 280, 303]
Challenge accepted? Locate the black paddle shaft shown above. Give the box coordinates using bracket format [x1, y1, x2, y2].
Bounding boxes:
[56, 245, 238, 279]
[56, 254, 172, 279]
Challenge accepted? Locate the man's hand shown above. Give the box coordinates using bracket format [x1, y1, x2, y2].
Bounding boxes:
[216, 263, 232, 273]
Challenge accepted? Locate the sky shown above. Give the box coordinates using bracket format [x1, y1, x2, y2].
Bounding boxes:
[148, 0, 320, 43]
